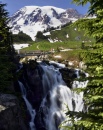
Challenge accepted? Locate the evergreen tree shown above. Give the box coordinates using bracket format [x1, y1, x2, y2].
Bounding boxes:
[61, 0, 103, 129]
[12, 31, 33, 43]
[72, 0, 103, 43]
[0, 2, 15, 92]
[36, 31, 48, 41]
[0, 3, 15, 55]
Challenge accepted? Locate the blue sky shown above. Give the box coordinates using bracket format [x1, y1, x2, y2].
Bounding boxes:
[1, 0, 89, 16]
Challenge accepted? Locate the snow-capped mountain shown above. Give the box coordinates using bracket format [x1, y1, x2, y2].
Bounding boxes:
[9, 6, 83, 41]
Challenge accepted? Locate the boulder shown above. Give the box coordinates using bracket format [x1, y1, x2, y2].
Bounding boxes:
[0, 93, 27, 130]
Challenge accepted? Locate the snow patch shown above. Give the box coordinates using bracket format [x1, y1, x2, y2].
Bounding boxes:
[43, 32, 51, 36]
[48, 38, 54, 43]
[66, 34, 69, 38]
[13, 44, 29, 50]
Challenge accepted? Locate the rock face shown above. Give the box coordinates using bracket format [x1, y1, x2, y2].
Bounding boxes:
[0, 93, 27, 130]
[19, 61, 44, 111]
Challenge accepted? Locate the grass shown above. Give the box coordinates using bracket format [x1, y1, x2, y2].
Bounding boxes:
[20, 40, 93, 52]
[20, 40, 93, 63]
[48, 24, 95, 42]
[20, 42, 82, 64]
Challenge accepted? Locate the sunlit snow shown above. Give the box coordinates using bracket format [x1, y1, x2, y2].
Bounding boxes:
[13, 44, 29, 50]
[10, 6, 79, 41]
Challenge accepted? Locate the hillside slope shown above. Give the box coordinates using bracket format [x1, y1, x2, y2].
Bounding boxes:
[42, 23, 94, 43]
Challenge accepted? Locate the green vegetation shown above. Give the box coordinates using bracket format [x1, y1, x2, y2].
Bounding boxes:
[0, 3, 15, 92]
[16, 18, 95, 67]
[45, 23, 94, 42]
[60, 0, 103, 130]
[36, 31, 48, 41]
[1, 1, 103, 129]
[12, 31, 33, 43]
[20, 23, 94, 63]
[20, 21, 94, 55]
[55, 50, 81, 61]
[15, 19, 95, 68]
[21, 41, 83, 51]
[20, 28, 94, 61]
[34, 22, 95, 43]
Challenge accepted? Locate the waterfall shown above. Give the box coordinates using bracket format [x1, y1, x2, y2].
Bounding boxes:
[18, 62, 88, 130]
[39, 63, 88, 130]
[18, 81, 36, 130]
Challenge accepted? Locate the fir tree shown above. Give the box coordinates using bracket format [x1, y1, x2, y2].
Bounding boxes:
[0, 2, 15, 92]
[61, 0, 103, 130]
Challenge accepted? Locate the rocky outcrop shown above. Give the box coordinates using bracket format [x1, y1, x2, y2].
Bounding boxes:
[19, 61, 44, 111]
[60, 67, 87, 88]
[0, 93, 27, 130]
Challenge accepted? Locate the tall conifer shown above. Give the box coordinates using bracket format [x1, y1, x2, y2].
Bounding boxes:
[61, 0, 103, 129]
[0, 2, 15, 92]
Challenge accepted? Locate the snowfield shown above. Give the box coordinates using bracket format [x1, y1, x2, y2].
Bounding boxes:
[13, 43, 29, 50]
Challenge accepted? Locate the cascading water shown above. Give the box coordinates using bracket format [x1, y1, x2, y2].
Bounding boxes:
[39, 63, 88, 130]
[18, 81, 36, 130]
[18, 61, 88, 130]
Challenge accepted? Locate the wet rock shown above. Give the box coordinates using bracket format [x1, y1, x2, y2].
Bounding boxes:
[0, 93, 27, 130]
[60, 68, 77, 88]
[35, 107, 47, 130]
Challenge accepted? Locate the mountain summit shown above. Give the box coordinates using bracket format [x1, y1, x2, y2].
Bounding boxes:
[9, 6, 82, 40]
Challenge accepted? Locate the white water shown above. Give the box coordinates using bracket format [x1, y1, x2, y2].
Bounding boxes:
[18, 62, 88, 130]
[40, 64, 88, 130]
[18, 81, 36, 130]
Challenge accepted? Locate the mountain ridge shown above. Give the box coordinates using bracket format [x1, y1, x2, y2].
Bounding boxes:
[9, 5, 83, 41]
